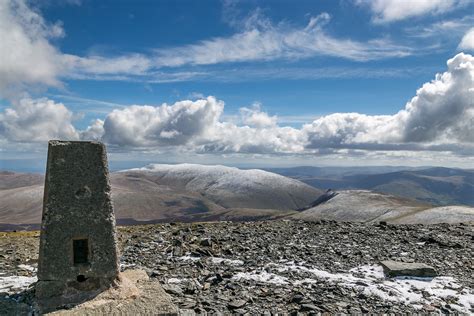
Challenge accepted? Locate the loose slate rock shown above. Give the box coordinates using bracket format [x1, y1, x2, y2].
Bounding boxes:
[4, 219, 472, 314]
[200, 238, 212, 247]
[300, 304, 319, 312]
[228, 299, 247, 309]
[163, 284, 183, 296]
[380, 260, 438, 278]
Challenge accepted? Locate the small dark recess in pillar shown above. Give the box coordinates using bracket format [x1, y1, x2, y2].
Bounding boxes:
[73, 239, 89, 265]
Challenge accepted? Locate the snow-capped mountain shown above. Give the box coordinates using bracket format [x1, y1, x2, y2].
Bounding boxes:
[292, 190, 474, 224]
[0, 164, 322, 228]
[122, 164, 322, 210]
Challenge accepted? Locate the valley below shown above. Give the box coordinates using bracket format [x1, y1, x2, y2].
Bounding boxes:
[1, 220, 473, 314]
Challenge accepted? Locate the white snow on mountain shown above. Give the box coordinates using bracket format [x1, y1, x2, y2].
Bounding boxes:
[292, 190, 474, 224]
[293, 190, 426, 222]
[391, 205, 474, 224]
[123, 164, 322, 210]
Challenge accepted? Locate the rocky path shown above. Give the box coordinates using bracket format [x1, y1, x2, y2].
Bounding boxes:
[1, 220, 473, 314]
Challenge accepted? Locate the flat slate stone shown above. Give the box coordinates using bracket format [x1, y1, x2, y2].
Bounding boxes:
[380, 260, 438, 278]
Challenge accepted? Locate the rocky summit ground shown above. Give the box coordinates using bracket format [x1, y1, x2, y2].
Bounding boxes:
[1, 220, 473, 314]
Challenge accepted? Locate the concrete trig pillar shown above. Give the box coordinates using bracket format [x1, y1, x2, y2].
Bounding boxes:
[36, 140, 119, 307]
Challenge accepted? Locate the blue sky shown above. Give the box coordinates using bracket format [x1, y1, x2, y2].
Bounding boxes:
[0, 0, 473, 171]
[42, 0, 465, 125]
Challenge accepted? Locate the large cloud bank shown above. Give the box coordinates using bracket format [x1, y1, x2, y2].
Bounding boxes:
[305, 53, 474, 151]
[0, 54, 472, 156]
[0, 0, 472, 159]
[90, 53, 472, 155]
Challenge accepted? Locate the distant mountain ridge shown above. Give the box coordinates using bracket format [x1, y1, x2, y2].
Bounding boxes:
[0, 164, 322, 228]
[1, 164, 473, 230]
[267, 166, 474, 207]
[0, 171, 43, 190]
[124, 164, 321, 210]
[292, 190, 427, 223]
[292, 190, 474, 225]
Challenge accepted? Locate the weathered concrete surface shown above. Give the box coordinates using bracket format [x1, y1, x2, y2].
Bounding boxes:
[380, 260, 438, 278]
[45, 269, 178, 315]
[37, 141, 119, 304]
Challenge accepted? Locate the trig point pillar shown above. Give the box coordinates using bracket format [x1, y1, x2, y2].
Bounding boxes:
[36, 140, 119, 306]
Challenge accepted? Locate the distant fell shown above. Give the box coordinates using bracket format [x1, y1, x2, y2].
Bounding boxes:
[269, 166, 474, 206]
[292, 190, 474, 225]
[0, 164, 321, 228]
[124, 164, 322, 210]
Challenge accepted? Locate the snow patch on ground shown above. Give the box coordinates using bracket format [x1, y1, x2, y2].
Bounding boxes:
[177, 255, 201, 262]
[120, 262, 137, 270]
[0, 265, 38, 295]
[210, 257, 244, 266]
[235, 263, 473, 313]
[167, 278, 185, 284]
[17, 264, 36, 273]
[0, 276, 37, 294]
[178, 255, 244, 266]
[347, 265, 471, 311]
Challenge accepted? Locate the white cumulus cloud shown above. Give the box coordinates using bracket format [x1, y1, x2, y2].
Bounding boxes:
[101, 97, 224, 147]
[240, 103, 277, 128]
[84, 97, 305, 154]
[399, 53, 474, 143]
[302, 113, 396, 149]
[0, 0, 65, 98]
[201, 122, 305, 154]
[458, 27, 474, 51]
[304, 53, 474, 150]
[80, 119, 104, 141]
[1, 53, 472, 156]
[80, 53, 473, 156]
[67, 52, 474, 156]
[0, 98, 79, 142]
[358, 0, 468, 23]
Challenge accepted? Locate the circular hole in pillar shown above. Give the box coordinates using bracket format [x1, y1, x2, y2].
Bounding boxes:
[77, 275, 87, 282]
[75, 186, 91, 199]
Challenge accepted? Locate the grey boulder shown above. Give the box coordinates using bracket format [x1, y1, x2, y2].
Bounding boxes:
[380, 260, 438, 278]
